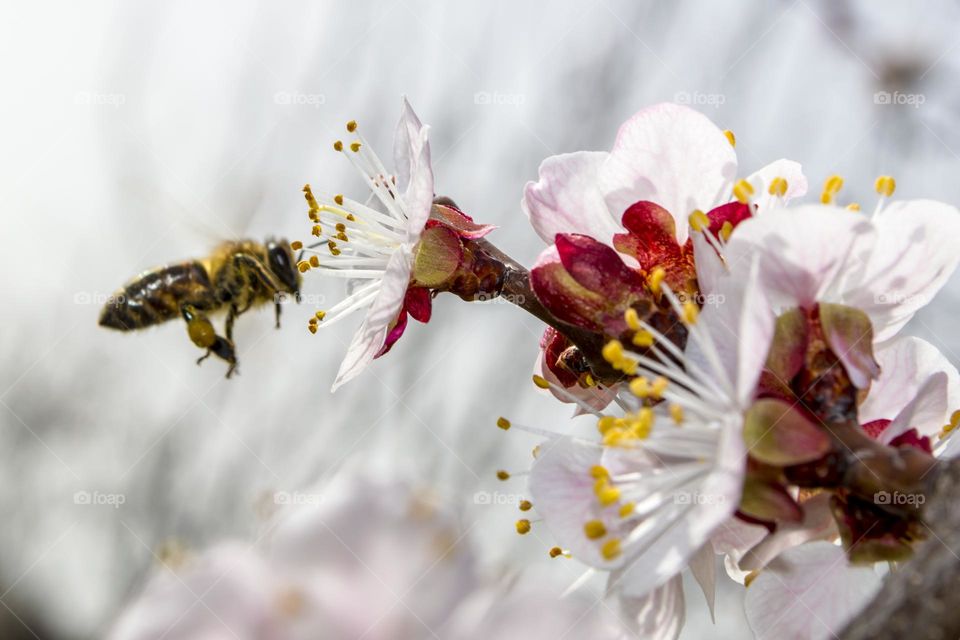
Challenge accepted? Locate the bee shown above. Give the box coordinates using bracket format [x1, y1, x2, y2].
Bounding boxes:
[99, 238, 302, 378]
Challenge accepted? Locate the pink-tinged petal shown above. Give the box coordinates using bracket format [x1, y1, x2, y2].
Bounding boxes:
[599, 103, 737, 244]
[690, 230, 726, 296]
[393, 96, 428, 196]
[818, 303, 880, 389]
[611, 573, 685, 640]
[693, 256, 775, 406]
[860, 336, 960, 438]
[725, 206, 875, 310]
[404, 287, 432, 323]
[688, 543, 717, 621]
[739, 493, 838, 572]
[530, 246, 608, 331]
[430, 203, 496, 238]
[522, 150, 621, 245]
[615, 201, 681, 268]
[706, 201, 753, 236]
[745, 159, 808, 214]
[375, 306, 409, 358]
[332, 250, 412, 391]
[712, 516, 769, 584]
[745, 542, 883, 640]
[843, 199, 960, 341]
[555, 233, 647, 296]
[402, 123, 434, 240]
[537, 328, 618, 413]
[881, 373, 947, 446]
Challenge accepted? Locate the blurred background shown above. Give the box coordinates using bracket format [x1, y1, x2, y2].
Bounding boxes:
[1, 0, 959, 637]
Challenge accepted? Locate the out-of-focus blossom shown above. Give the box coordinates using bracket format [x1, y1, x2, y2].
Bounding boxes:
[295, 98, 493, 390]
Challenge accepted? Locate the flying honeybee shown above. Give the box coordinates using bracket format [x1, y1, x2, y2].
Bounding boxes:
[99, 238, 302, 378]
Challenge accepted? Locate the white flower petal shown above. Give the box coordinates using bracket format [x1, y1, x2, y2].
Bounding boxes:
[688, 543, 717, 621]
[745, 542, 882, 640]
[745, 159, 808, 214]
[599, 103, 737, 244]
[522, 150, 621, 245]
[332, 249, 412, 391]
[612, 573, 685, 640]
[739, 493, 837, 572]
[393, 95, 427, 196]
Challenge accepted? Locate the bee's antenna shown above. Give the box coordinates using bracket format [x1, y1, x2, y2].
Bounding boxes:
[295, 240, 327, 263]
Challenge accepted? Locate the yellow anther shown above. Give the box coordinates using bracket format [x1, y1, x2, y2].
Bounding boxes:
[602, 429, 627, 447]
[583, 373, 596, 387]
[719, 220, 734, 242]
[346, 213, 356, 221]
[312, 224, 322, 237]
[682, 301, 699, 324]
[624, 308, 641, 331]
[303, 184, 320, 211]
[846, 203, 861, 212]
[308, 316, 318, 326]
[744, 570, 760, 588]
[297, 261, 311, 273]
[602, 340, 625, 364]
[601, 538, 622, 560]
[824, 174, 844, 194]
[350, 141, 362, 152]
[496, 417, 511, 431]
[875, 175, 896, 197]
[670, 403, 685, 424]
[333, 140, 343, 152]
[584, 520, 607, 540]
[589, 465, 610, 479]
[597, 485, 621, 507]
[723, 129, 736, 147]
[596, 416, 617, 435]
[648, 267, 666, 294]
[515, 519, 531, 535]
[308, 210, 319, 223]
[733, 179, 755, 204]
[496, 470, 510, 481]
[629, 377, 651, 399]
[549, 546, 564, 558]
[336, 232, 349, 242]
[651, 376, 668, 398]
[308, 255, 320, 268]
[519, 500, 532, 512]
[307, 323, 317, 334]
[336, 222, 347, 232]
[950, 410, 960, 426]
[532, 445, 541, 459]
[346, 120, 358, 132]
[688, 209, 710, 232]
[290, 240, 303, 251]
[768, 176, 788, 197]
[334, 194, 344, 205]
[315, 311, 326, 321]
[532, 374, 550, 389]
[632, 329, 654, 348]
[619, 502, 635, 518]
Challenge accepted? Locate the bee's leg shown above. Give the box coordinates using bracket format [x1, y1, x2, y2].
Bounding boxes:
[181, 304, 238, 377]
[274, 301, 282, 329]
[225, 303, 239, 342]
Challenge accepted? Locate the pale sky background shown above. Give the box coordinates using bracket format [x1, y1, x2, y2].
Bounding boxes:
[1, 1, 959, 638]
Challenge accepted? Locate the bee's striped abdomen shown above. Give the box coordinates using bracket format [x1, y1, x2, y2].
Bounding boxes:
[99, 262, 215, 331]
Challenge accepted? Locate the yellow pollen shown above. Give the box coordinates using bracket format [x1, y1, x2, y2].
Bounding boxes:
[744, 570, 760, 588]
[350, 141, 362, 152]
[682, 301, 699, 324]
[629, 376, 651, 398]
[297, 261, 310, 273]
[768, 176, 788, 197]
[496, 417, 511, 431]
[532, 374, 550, 389]
[596, 416, 617, 435]
[846, 203, 861, 212]
[336, 232, 349, 242]
[308, 210, 319, 223]
[334, 194, 344, 205]
[597, 485, 621, 507]
[515, 519, 531, 535]
[651, 376, 668, 398]
[308, 256, 320, 268]
[602, 339, 624, 364]
[688, 209, 710, 232]
[336, 222, 346, 232]
[346, 120, 358, 132]
[290, 240, 303, 251]
[648, 267, 666, 294]
[632, 329, 654, 348]
[519, 500, 532, 511]
[584, 520, 607, 540]
[549, 546, 564, 558]
[723, 129, 736, 147]
[312, 225, 322, 237]
[670, 403, 685, 424]
[583, 373, 596, 387]
[619, 502, 635, 518]
[733, 179, 755, 204]
[590, 465, 610, 479]
[875, 175, 896, 197]
[496, 470, 510, 481]
[303, 184, 319, 211]
[315, 311, 326, 321]
[532, 445, 541, 458]
[307, 323, 317, 334]
[333, 140, 343, 152]
[346, 213, 356, 221]
[821, 174, 844, 203]
[624, 308, 641, 331]
[601, 538, 622, 560]
[719, 220, 734, 242]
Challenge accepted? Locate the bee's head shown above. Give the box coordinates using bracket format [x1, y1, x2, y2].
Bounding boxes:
[265, 237, 301, 297]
